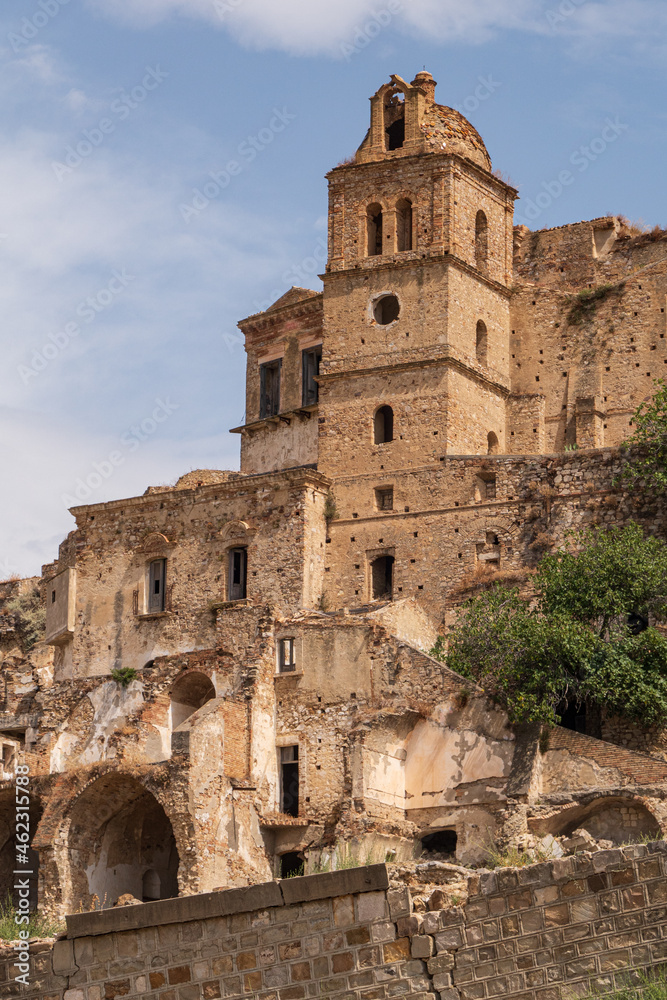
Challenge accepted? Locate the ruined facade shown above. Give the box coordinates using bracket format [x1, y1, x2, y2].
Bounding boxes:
[2, 72, 667, 920]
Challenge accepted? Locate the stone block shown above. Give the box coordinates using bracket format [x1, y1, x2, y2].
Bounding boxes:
[280, 865, 388, 905]
[434, 928, 463, 950]
[371, 922, 396, 944]
[591, 850, 624, 872]
[411, 936, 434, 958]
[396, 914, 422, 937]
[432, 973, 453, 991]
[356, 891, 388, 923]
[382, 938, 410, 962]
[53, 940, 77, 976]
[427, 953, 455, 975]
[387, 887, 411, 919]
[332, 895, 355, 928]
[421, 911, 441, 935]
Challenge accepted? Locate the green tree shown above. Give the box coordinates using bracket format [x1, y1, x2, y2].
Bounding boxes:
[435, 524, 667, 726]
[620, 377, 667, 491]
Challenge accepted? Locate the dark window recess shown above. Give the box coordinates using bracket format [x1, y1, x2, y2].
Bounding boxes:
[386, 118, 405, 150]
[367, 204, 383, 256]
[557, 699, 586, 734]
[302, 346, 322, 406]
[228, 547, 247, 601]
[51, 590, 56, 603]
[374, 405, 394, 444]
[371, 555, 394, 600]
[396, 199, 412, 251]
[280, 745, 299, 817]
[279, 852, 304, 878]
[375, 487, 394, 511]
[260, 359, 281, 418]
[627, 612, 648, 635]
[279, 637, 296, 672]
[374, 294, 400, 325]
[421, 830, 457, 856]
[148, 559, 166, 613]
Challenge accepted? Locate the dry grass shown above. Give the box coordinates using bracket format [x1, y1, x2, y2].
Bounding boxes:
[451, 564, 536, 597]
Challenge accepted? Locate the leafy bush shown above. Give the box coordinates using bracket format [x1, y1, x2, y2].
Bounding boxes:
[436, 524, 667, 726]
[6, 587, 45, 651]
[620, 377, 667, 492]
[111, 667, 138, 688]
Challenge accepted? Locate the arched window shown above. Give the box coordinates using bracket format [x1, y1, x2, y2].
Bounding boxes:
[170, 672, 216, 729]
[396, 199, 413, 252]
[374, 405, 394, 444]
[475, 210, 489, 272]
[476, 320, 488, 365]
[487, 431, 499, 455]
[367, 203, 383, 257]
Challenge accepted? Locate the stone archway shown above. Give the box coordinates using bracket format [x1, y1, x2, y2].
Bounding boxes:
[533, 794, 663, 846]
[170, 671, 216, 730]
[64, 773, 179, 910]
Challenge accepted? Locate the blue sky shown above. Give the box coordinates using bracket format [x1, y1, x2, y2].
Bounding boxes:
[1, 0, 665, 577]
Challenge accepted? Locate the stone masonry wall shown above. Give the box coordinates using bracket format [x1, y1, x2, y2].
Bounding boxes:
[4, 847, 667, 1000]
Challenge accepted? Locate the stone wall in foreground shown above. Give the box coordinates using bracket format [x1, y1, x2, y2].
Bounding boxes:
[2, 846, 667, 1000]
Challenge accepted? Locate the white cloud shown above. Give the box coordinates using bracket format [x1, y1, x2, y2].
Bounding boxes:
[84, 0, 667, 57]
[0, 42, 305, 576]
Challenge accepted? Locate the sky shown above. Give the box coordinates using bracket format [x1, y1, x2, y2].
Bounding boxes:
[0, 0, 665, 578]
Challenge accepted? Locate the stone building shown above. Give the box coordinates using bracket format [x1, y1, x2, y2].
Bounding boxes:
[2, 72, 667, 918]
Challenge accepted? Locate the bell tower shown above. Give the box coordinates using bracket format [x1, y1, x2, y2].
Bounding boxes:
[317, 72, 518, 479]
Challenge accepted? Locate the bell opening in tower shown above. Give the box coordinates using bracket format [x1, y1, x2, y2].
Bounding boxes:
[384, 88, 405, 150]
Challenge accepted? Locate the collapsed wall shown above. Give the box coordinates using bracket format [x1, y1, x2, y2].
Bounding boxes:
[3, 844, 667, 1000]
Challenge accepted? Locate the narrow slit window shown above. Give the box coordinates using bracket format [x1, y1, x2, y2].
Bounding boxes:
[148, 559, 166, 614]
[301, 346, 322, 406]
[280, 745, 299, 817]
[367, 203, 383, 257]
[476, 320, 488, 365]
[228, 547, 247, 601]
[396, 199, 413, 252]
[475, 210, 489, 273]
[260, 359, 281, 418]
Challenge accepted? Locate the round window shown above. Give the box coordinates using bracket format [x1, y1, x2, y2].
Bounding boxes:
[373, 294, 400, 325]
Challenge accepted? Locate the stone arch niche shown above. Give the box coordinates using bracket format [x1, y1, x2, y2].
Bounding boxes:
[170, 671, 216, 729]
[0, 788, 41, 909]
[536, 795, 663, 846]
[64, 773, 179, 909]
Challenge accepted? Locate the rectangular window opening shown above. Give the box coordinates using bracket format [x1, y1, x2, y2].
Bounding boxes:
[375, 487, 394, 511]
[301, 346, 322, 406]
[148, 559, 166, 614]
[280, 745, 299, 817]
[260, 359, 282, 419]
[278, 638, 296, 673]
[228, 547, 247, 601]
